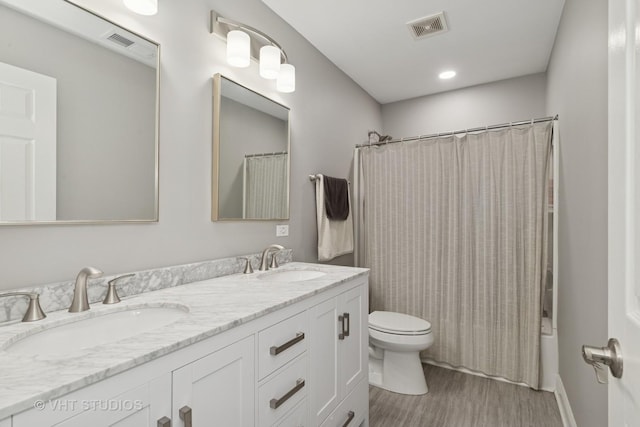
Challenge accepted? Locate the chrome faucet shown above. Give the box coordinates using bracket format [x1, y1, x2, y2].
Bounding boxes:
[69, 266, 103, 312]
[0, 292, 46, 322]
[259, 244, 284, 271]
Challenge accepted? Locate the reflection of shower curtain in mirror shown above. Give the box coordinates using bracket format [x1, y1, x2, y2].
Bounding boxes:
[243, 153, 288, 218]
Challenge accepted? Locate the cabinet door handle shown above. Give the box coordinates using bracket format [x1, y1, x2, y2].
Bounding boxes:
[179, 405, 192, 427]
[270, 332, 305, 355]
[338, 313, 350, 339]
[341, 410, 355, 427]
[270, 378, 305, 409]
[344, 312, 350, 337]
[157, 416, 172, 427]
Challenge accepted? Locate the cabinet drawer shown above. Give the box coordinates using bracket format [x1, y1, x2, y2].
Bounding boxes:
[258, 311, 308, 379]
[275, 398, 308, 427]
[320, 378, 368, 427]
[258, 355, 308, 427]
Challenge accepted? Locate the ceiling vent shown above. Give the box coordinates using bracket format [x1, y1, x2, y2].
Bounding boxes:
[407, 12, 448, 40]
[106, 32, 135, 48]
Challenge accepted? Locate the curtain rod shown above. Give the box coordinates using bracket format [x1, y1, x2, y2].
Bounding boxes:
[356, 115, 559, 149]
[244, 151, 288, 158]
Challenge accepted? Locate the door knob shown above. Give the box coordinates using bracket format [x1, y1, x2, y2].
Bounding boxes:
[582, 338, 623, 384]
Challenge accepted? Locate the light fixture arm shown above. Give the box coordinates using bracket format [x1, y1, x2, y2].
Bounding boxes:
[210, 11, 289, 64]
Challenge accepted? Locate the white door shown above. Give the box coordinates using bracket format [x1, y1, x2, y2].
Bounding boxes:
[0, 61, 56, 220]
[608, 0, 640, 425]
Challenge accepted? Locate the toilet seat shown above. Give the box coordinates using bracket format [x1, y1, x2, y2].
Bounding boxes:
[369, 311, 431, 336]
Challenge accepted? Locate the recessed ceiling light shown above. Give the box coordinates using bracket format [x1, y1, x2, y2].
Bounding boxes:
[123, 0, 158, 16]
[439, 70, 456, 80]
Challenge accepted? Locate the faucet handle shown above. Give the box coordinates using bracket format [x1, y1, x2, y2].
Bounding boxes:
[238, 257, 254, 274]
[0, 292, 47, 322]
[103, 274, 135, 305]
[269, 252, 280, 269]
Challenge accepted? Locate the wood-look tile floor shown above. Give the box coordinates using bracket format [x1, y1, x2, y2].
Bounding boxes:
[369, 364, 563, 427]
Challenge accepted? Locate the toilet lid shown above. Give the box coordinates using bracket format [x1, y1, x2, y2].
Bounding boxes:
[369, 311, 431, 335]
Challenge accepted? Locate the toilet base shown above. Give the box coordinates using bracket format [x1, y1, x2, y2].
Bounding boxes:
[368, 349, 428, 395]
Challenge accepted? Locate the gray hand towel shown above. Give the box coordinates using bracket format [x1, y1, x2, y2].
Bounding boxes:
[323, 176, 350, 220]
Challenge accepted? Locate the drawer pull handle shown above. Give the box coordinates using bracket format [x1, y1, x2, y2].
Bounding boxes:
[179, 405, 192, 427]
[157, 416, 171, 427]
[270, 332, 305, 355]
[270, 378, 305, 409]
[338, 313, 350, 340]
[342, 410, 355, 427]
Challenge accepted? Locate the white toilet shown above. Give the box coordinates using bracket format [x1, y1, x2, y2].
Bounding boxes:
[368, 311, 434, 395]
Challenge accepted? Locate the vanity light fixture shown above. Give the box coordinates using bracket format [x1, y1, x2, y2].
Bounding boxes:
[260, 45, 281, 79]
[210, 10, 295, 93]
[227, 30, 251, 68]
[123, 0, 157, 16]
[277, 63, 296, 93]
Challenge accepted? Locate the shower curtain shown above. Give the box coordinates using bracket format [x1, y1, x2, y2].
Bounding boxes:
[244, 152, 288, 219]
[357, 121, 552, 388]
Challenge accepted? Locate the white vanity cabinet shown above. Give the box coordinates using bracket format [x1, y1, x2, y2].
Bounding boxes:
[173, 336, 255, 426]
[12, 372, 172, 427]
[6, 270, 369, 427]
[256, 310, 309, 427]
[309, 283, 367, 426]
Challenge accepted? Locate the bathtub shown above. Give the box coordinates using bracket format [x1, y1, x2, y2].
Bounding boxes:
[540, 316, 558, 391]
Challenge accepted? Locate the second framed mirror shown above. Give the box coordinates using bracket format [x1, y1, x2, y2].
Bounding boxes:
[212, 74, 290, 221]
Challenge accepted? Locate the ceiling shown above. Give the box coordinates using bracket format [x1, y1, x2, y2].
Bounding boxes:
[261, 0, 565, 104]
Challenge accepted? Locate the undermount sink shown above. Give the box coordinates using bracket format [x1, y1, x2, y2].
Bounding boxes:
[4, 306, 188, 356]
[258, 270, 326, 282]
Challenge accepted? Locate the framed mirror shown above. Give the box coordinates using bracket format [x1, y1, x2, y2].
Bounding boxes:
[0, 0, 159, 224]
[212, 74, 290, 221]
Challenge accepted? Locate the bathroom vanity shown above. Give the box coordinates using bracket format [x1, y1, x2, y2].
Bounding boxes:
[0, 263, 369, 427]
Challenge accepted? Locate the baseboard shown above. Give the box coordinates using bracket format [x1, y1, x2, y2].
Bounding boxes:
[554, 375, 577, 427]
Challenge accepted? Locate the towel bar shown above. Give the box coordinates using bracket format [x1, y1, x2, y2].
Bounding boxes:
[309, 174, 350, 185]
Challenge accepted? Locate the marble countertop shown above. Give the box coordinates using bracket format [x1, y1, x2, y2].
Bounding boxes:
[0, 262, 368, 419]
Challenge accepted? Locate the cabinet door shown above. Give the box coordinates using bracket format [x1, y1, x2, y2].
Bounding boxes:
[0, 418, 9, 427]
[309, 297, 340, 425]
[338, 285, 366, 398]
[319, 378, 368, 427]
[173, 336, 254, 427]
[35, 374, 171, 427]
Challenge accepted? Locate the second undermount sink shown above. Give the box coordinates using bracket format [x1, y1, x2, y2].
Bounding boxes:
[4, 305, 188, 356]
[258, 270, 326, 282]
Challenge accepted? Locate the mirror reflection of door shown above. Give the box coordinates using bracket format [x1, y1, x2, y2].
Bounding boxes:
[0, 61, 56, 221]
[0, 0, 159, 224]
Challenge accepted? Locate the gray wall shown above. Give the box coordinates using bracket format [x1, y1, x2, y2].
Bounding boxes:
[0, 0, 382, 289]
[382, 73, 547, 137]
[546, 0, 608, 425]
[218, 97, 288, 218]
[0, 4, 156, 220]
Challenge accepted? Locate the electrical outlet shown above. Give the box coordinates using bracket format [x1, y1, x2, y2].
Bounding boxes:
[276, 224, 289, 237]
